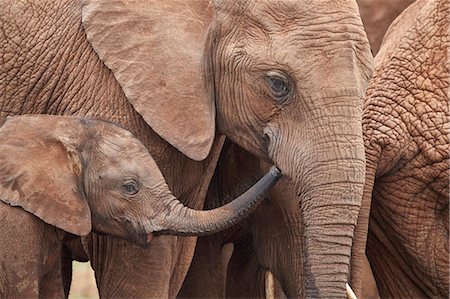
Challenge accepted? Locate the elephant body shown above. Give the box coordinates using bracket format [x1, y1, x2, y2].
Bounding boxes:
[362, 0, 449, 297]
[356, 0, 416, 55]
[1, 0, 373, 297]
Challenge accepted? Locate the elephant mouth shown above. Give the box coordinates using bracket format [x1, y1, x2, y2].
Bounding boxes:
[133, 233, 154, 248]
[120, 217, 155, 248]
[122, 231, 154, 249]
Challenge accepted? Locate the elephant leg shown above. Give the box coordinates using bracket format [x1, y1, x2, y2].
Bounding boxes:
[361, 255, 379, 299]
[86, 233, 197, 298]
[36, 231, 66, 298]
[178, 235, 227, 298]
[226, 237, 266, 298]
[61, 236, 89, 297]
[39, 258, 66, 299]
[249, 178, 304, 298]
[226, 241, 288, 299]
[60, 247, 73, 298]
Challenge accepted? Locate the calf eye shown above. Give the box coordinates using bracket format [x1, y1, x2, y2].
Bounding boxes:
[122, 180, 139, 195]
[265, 71, 291, 101]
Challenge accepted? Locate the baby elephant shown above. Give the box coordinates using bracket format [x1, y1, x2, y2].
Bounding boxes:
[0, 115, 280, 298]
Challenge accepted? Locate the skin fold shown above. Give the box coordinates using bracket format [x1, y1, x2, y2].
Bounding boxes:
[358, 0, 449, 297]
[1, 0, 373, 298]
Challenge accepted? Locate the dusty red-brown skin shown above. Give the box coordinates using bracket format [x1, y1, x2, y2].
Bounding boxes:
[358, 0, 449, 297]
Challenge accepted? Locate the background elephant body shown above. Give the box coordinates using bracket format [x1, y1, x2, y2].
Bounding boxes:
[356, 0, 416, 55]
[1, 0, 373, 298]
[362, 0, 449, 297]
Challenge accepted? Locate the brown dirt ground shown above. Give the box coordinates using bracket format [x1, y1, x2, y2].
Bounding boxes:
[68, 262, 99, 299]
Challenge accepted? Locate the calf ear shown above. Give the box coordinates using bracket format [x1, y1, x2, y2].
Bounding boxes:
[0, 116, 91, 236]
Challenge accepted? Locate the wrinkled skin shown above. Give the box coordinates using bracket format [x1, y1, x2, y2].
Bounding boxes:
[356, 0, 416, 55]
[206, 2, 372, 296]
[360, 0, 449, 297]
[183, 2, 431, 297]
[181, 1, 449, 298]
[1, 0, 372, 298]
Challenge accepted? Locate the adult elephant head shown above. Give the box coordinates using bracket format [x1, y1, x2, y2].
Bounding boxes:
[82, 0, 373, 297]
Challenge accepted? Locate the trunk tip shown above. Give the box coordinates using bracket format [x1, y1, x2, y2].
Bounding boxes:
[269, 165, 282, 178]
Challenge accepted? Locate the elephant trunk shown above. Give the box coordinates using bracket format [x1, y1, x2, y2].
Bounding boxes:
[301, 181, 362, 298]
[152, 166, 281, 235]
[272, 93, 365, 298]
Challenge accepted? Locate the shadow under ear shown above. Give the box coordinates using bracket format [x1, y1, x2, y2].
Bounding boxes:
[0, 115, 91, 236]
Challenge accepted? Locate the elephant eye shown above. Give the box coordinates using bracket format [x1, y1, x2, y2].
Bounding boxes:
[122, 180, 140, 195]
[265, 71, 291, 101]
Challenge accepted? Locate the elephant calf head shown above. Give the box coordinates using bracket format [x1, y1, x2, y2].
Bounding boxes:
[0, 115, 280, 247]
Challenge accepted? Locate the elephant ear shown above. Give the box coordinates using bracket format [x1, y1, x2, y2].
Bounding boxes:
[0, 116, 91, 236]
[82, 0, 215, 161]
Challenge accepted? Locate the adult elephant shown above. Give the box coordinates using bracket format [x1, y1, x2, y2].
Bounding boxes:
[356, 0, 416, 55]
[1, 0, 373, 298]
[358, 0, 449, 297]
[181, 2, 428, 297]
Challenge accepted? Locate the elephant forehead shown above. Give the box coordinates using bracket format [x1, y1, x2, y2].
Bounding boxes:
[95, 133, 148, 165]
[95, 136, 165, 183]
[220, 0, 358, 20]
